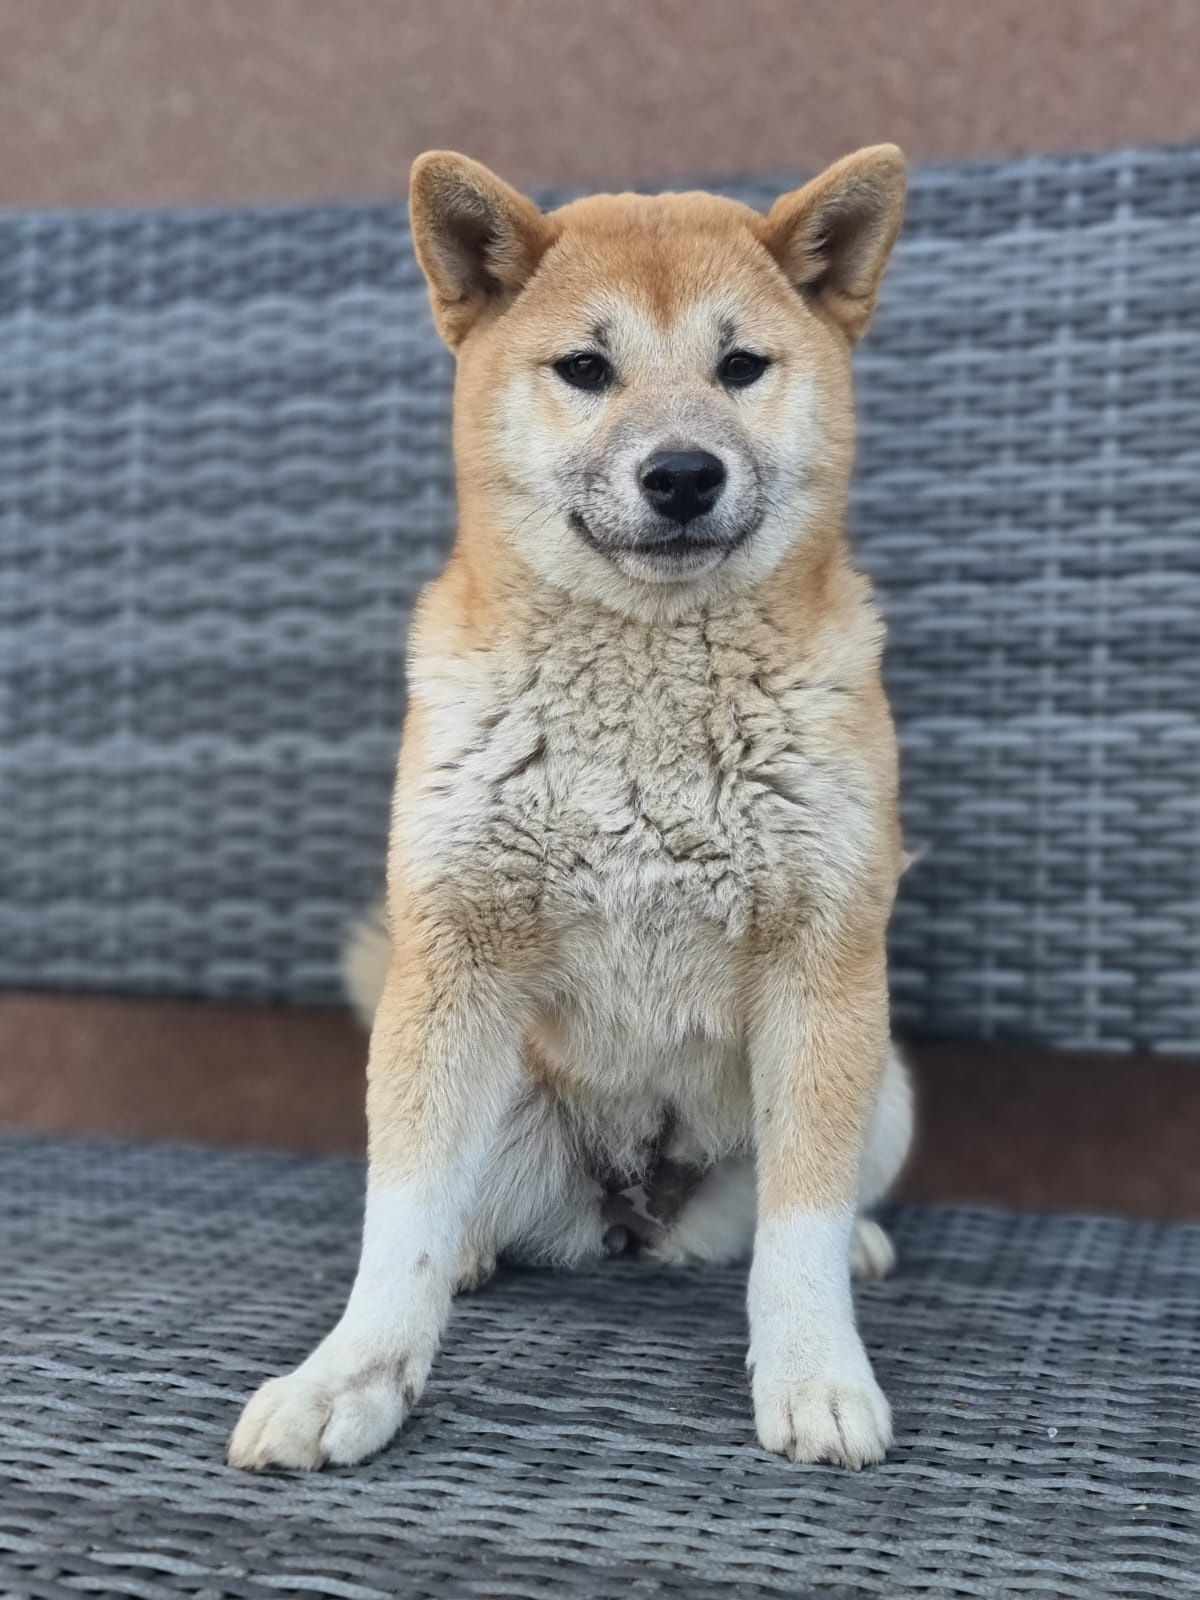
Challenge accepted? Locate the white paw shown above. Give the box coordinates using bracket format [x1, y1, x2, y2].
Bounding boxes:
[227, 1361, 415, 1471]
[851, 1218, 896, 1281]
[453, 1242, 498, 1294]
[753, 1374, 893, 1468]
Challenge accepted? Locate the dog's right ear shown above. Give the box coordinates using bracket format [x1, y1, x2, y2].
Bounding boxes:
[410, 153, 553, 347]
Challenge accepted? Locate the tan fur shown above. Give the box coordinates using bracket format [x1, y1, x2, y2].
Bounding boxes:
[229, 146, 912, 1474]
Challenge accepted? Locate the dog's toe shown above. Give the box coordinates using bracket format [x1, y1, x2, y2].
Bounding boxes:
[753, 1375, 892, 1468]
[228, 1368, 409, 1472]
[453, 1243, 498, 1294]
[850, 1218, 896, 1281]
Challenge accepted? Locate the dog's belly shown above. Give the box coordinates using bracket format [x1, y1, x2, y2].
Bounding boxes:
[556, 900, 738, 1044]
[527, 841, 758, 1171]
[554, 901, 744, 1085]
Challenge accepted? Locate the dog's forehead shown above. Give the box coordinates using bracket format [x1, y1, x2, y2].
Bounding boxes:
[549, 188, 763, 235]
[536, 191, 783, 329]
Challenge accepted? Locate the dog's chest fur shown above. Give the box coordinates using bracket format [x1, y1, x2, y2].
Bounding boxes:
[409, 598, 872, 1056]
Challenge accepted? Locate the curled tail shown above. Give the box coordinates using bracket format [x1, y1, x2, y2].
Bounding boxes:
[341, 899, 390, 1027]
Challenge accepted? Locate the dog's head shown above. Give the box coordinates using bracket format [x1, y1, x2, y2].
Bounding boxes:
[410, 148, 905, 617]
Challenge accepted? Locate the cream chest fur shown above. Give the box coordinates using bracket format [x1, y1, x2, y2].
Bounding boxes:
[402, 591, 884, 1114]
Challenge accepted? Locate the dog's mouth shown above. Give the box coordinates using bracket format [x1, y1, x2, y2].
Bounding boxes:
[569, 511, 755, 572]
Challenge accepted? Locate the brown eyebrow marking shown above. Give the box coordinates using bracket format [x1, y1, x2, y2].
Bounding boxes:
[717, 316, 737, 349]
[589, 321, 610, 350]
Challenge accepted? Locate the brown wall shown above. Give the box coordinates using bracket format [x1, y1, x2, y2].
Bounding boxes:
[2, 0, 1199, 210]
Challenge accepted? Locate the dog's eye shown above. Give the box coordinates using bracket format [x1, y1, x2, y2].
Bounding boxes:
[718, 350, 770, 388]
[554, 352, 613, 391]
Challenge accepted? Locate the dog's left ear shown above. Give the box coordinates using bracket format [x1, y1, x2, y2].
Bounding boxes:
[410, 152, 554, 347]
[762, 145, 906, 343]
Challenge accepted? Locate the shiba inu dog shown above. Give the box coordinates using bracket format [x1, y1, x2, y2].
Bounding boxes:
[229, 144, 912, 1473]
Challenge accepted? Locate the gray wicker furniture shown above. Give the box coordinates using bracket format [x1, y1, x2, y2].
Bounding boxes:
[2, 144, 1199, 1599]
[3, 1134, 1198, 1600]
[2, 144, 1198, 1050]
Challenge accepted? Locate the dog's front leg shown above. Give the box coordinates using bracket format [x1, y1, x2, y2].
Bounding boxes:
[747, 929, 893, 1467]
[228, 929, 524, 1471]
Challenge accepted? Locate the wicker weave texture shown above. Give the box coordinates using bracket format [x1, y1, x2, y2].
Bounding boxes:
[1, 144, 1198, 1047]
[1, 1134, 1197, 1599]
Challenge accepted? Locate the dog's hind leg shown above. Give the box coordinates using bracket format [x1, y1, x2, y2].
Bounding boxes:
[851, 1043, 913, 1279]
[455, 1079, 610, 1285]
[649, 1044, 913, 1277]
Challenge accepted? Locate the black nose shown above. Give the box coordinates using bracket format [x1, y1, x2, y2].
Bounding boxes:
[639, 449, 727, 525]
